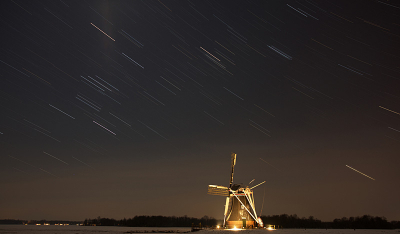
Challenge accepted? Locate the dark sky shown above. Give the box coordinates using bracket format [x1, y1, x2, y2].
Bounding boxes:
[1, 0, 400, 222]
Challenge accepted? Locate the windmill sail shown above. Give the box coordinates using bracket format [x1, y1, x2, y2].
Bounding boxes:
[229, 153, 236, 188]
[207, 185, 229, 196]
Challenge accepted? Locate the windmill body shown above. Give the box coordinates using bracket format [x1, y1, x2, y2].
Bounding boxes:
[208, 153, 265, 229]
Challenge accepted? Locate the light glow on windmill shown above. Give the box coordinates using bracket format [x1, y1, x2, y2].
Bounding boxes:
[229, 226, 242, 231]
[265, 225, 276, 231]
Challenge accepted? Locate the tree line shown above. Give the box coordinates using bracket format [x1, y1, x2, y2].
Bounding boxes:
[260, 214, 400, 229]
[2, 214, 400, 229]
[83, 215, 217, 227]
[0, 219, 81, 225]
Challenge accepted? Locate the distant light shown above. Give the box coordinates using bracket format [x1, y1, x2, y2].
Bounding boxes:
[217, 225, 220, 229]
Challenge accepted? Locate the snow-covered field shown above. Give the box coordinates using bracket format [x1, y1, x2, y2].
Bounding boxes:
[0, 226, 398, 234]
[205, 229, 399, 234]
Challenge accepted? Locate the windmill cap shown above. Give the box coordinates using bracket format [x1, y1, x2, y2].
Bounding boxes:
[231, 184, 241, 191]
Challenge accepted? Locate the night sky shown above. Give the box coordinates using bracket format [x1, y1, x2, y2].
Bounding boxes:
[1, 0, 400, 222]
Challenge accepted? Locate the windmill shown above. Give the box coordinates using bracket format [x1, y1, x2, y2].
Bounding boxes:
[208, 153, 265, 229]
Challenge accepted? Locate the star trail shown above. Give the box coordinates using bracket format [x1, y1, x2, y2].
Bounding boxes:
[1, 0, 400, 222]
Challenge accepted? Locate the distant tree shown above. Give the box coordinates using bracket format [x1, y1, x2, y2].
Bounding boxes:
[330, 215, 392, 229]
[0, 219, 26, 224]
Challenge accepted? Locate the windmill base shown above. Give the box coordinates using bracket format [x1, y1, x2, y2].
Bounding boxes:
[226, 221, 255, 229]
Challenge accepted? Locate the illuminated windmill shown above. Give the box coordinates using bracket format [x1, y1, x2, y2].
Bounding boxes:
[208, 153, 265, 229]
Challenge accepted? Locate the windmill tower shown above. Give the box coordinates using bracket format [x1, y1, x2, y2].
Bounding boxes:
[208, 153, 265, 229]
